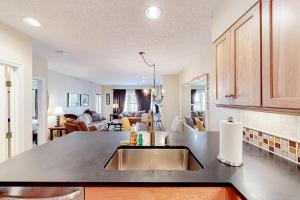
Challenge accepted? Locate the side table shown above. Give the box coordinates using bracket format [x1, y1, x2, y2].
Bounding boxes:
[49, 127, 67, 141]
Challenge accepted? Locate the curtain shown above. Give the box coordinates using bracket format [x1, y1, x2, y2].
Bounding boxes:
[191, 89, 196, 112]
[113, 89, 126, 114]
[135, 89, 151, 112]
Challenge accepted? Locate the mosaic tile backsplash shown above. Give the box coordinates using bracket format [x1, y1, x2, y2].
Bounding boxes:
[243, 127, 300, 165]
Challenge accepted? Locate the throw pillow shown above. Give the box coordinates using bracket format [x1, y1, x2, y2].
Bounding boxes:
[123, 111, 130, 117]
[184, 116, 195, 129]
[78, 113, 92, 125]
[128, 112, 135, 117]
[84, 109, 92, 115]
[135, 110, 146, 117]
[91, 112, 101, 121]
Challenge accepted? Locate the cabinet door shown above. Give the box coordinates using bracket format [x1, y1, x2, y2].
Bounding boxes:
[85, 187, 241, 200]
[214, 30, 232, 105]
[262, 0, 300, 109]
[231, 2, 261, 106]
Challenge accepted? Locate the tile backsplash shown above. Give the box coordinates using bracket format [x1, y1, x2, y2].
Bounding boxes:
[243, 127, 300, 165]
[241, 111, 300, 143]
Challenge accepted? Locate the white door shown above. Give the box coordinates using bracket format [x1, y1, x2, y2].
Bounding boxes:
[0, 65, 15, 162]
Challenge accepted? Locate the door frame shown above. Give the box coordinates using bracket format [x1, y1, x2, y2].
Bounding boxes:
[0, 57, 23, 161]
[180, 73, 209, 131]
[32, 76, 48, 145]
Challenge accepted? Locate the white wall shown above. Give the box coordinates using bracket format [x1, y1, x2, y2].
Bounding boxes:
[0, 22, 32, 155]
[162, 75, 180, 130]
[33, 56, 48, 79]
[102, 86, 113, 120]
[48, 70, 101, 126]
[212, 0, 258, 41]
[178, 48, 240, 131]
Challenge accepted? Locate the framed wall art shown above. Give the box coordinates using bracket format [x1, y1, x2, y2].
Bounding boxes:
[81, 94, 89, 106]
[67, 93, 80, 107]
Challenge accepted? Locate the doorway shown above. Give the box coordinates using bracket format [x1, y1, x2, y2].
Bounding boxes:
[180, 74, 209, 131]
[32, 78, 47, 147]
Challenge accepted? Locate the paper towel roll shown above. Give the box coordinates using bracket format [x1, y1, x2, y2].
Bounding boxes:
[218, 120, 243, 167]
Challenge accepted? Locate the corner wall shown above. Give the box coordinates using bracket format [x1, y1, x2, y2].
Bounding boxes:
[212, 0, 258, 41]
[0, 22, 32, 154]
[162, 75, 180, 130]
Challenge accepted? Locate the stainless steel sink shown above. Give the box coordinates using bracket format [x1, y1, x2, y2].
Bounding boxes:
[104, 146, 203, 171]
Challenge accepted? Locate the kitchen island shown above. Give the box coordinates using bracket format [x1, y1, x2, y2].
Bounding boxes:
[0, 131, 299, 200]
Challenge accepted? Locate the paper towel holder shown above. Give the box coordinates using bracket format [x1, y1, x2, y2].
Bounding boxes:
[217, 155, 243, 167]
[217, 117, 243, 167]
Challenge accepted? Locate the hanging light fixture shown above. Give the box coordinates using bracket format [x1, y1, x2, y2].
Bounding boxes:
[139, 52, 164, 106]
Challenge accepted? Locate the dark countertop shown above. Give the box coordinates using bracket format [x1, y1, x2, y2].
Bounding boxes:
[0, 131, 299, 200]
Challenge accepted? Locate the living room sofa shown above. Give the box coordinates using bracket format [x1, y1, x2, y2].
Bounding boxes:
[64, 110, 108, 131]
[119, 110, 147, 125]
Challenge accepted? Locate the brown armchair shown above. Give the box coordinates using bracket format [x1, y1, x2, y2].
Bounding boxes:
[64, 118, 97, 134]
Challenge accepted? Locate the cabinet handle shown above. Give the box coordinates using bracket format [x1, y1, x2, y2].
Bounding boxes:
[225, 94, 235, 98]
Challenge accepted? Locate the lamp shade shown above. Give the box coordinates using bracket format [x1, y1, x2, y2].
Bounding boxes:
[53, 106, 64, 115]
[112, 104, 119, 109]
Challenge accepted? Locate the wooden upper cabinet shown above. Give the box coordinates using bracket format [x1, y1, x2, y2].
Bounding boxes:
[231, 2, 261, 106]
[214, 30, 231, 105]
[214, 2, 261, 106]
[262, 0, 300, 109]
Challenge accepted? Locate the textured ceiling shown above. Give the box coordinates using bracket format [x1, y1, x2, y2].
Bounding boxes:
[0, 0, 218, 85]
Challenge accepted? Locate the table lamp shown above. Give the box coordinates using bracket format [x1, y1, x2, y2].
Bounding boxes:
[53, 106, 64, 127]
[113, 103, 119, 114]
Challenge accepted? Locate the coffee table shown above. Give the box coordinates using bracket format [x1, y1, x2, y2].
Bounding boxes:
[107, 120, 123, 131]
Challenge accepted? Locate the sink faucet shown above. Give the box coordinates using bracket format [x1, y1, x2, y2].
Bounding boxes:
[148, 110, 155, 146]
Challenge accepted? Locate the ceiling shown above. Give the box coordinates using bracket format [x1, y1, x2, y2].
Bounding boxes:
[0, 0, 218, 85]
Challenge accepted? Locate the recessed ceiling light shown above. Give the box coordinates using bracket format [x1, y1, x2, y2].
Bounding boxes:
[21, 17, 41, 27]
[55, 50, 68, 56]
[145, 6, 161, 19]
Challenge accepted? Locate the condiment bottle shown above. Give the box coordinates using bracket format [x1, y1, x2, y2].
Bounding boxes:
[130, 126, 137, 146]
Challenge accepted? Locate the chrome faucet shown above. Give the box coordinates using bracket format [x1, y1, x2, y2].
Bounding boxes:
[148, 110, 155, 146]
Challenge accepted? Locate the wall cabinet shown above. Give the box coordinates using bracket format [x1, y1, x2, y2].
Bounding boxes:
[215, 0, 300, 114]
[262, 0, 300, 109]
[214, 2, 261, 107]
[214, 30, 232, 105]
[85, 187, 242, 200]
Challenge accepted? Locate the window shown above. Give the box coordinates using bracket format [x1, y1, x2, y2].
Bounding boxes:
[124, 90, 137, 112]
[95, 93, 102, 113]
[193, 90, 205, 112]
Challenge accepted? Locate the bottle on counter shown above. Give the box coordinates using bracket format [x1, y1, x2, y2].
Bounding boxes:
[138, 134, 143, 146]
[130, 125, 137, 146]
